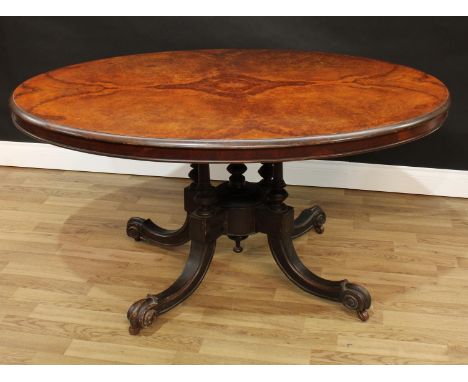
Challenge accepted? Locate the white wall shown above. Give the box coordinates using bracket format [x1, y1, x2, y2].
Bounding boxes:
[2, 141, 467, 198]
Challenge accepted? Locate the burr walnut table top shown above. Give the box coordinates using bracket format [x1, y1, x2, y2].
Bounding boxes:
[10, 49, 450, 163]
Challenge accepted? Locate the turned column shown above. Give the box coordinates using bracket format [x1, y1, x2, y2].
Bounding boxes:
[227, 163, 247, 189]
[267, 162, 288, 211]
[193, 164, 216, 216]
[258, 163, 273, 189]
[188, 164, 198, 189]
[226, 163, 249, 252]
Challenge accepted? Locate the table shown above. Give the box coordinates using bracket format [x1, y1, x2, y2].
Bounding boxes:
[10, 49, 450, 335]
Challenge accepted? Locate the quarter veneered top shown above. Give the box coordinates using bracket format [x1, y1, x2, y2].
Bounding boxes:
[10, 49, 449, 162]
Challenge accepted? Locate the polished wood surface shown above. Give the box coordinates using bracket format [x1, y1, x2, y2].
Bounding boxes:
[10, 50, 449, 162]
[1, 166, 468, 364]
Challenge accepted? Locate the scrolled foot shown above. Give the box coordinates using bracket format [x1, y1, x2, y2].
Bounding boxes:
[127, 295, 160, 335]
[127, 217, 146, 241]
[292, 205, 326, 239]
[340, 282, 371, 321]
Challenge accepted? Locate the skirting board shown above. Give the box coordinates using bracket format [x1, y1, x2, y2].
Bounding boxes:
[1, 141, 467, 198]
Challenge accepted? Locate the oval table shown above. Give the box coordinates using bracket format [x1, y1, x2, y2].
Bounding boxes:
[10, 49, 450, 335]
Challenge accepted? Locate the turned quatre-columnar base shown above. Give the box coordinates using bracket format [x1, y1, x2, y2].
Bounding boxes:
[125, 163, 371, 335]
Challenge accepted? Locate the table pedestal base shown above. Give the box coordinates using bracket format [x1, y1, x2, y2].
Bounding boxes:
[125, 163, 371, 335]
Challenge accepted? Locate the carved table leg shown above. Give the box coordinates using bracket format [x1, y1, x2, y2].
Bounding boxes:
[292, 206, 326, 238]
[268, 231, 371, 320]
[126, 215, 190, 247]
[262, 163, 371, 321]
[128, 164, 222, 334]
[125, 164, 198, 247]
[258, 164, 326, 239]
[127, 239, 216, 334]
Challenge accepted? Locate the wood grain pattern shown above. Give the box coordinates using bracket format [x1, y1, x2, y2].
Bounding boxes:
[1, 166, 468, 364]
[10, 50, 449, 162]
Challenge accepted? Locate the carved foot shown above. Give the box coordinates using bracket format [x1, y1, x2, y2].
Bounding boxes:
[126, 215, 190, 247]
[292, 206, 326, 239]
[127, 217, 146, 241]
[127, 295, 159, 335]
[340, 282, 371, 321]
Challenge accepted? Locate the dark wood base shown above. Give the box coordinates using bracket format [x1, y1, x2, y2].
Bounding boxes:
[126, 163, 371, 335]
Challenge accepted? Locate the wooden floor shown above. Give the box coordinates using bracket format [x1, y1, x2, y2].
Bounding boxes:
[1, 166, 468, 364]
